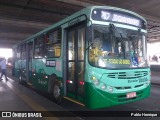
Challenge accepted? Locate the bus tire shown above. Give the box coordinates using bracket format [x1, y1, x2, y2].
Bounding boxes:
[49, 76, 62, 104]
[19, 71, 23, 84]
[19, 71, 26, 85]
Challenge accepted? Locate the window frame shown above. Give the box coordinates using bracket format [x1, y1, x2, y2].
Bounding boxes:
[45, 28, 62, 58]
[33, 35, 45, 59]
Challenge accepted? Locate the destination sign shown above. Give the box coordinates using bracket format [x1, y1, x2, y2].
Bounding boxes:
[103, 58, 130, 65]
[92, 8, 146, 29]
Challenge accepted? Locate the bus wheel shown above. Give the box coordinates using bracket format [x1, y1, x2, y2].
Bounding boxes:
[19, 73, 26, 85]
[51, 80, 62, 104]
[19, 73, 22, 84]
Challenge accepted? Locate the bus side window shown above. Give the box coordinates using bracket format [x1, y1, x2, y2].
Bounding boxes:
[45, 29, 62, 58]
[34, 36, 45, 58]
[54, 44, 61, 57]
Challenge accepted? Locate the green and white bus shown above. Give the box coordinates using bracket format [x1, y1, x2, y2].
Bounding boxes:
[12, 6, 150, 109]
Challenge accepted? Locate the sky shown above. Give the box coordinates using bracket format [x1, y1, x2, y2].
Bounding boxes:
[0, 48, 12, 59]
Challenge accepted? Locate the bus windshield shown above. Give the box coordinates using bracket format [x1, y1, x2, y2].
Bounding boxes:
[89, 25, 148, 68]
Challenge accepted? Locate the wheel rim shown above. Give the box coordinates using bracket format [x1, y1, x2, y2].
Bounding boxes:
[19, 76, 21, 82]
[54, 84, 60, 99]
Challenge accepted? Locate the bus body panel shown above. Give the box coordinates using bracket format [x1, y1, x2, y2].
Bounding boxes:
[31, 58, 63, 91]
[85, 82, 150, 109]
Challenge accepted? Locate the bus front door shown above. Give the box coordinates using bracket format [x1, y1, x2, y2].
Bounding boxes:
[66, 25, 85, 103]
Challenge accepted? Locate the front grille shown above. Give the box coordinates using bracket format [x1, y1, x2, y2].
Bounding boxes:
[107, 71, 148, 79]
[115, 86, 131, 90]
[135, 84, 144, 88]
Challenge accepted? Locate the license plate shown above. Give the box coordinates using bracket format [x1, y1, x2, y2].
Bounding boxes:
[127, 92, 136, 99]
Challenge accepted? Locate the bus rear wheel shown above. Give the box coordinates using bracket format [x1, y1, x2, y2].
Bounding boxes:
[50, 80, 62, 104]
[19, 72, 23, 84]
[19, 71, 26, 85]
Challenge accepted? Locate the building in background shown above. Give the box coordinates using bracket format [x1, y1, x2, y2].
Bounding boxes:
[147, 42, 160, 65]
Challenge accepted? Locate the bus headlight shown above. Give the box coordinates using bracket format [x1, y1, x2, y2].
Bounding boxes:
[108, 86, 114, 93]
[91, 76, 99, 86]
[91, 76, 106, 90]
[94, 80, 99, 86]
[101, 84, 106, 90]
